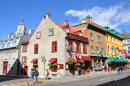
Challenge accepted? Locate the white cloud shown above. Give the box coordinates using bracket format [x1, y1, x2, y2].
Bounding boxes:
[65, 3, 130, 32]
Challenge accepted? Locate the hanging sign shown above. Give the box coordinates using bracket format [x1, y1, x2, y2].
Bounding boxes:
[41, 56, 45, 59]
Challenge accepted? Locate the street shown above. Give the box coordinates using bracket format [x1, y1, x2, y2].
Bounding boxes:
[0, 71, 130, 86]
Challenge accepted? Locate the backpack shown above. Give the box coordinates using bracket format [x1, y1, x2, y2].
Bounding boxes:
[47, 71, 49, 75]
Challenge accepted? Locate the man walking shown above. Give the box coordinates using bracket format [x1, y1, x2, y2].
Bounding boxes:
[34, 68, 39, 83]
[27, 68, 34, 84]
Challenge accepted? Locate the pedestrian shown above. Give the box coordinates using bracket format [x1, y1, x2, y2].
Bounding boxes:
[27, 68, 34, 84]
[104, 65, 106, 71]
[78, 67, 81, 75]
[45, 69, 49, 80]
[117, 66, 120, 74]
[34, 68, 39, 83]
[75, 67, 79, 76]
[121, 65, 123, 74]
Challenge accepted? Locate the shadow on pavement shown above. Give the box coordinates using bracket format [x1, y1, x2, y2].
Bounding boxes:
[0, 75, 28, 82]
[97, 76, 130, 86]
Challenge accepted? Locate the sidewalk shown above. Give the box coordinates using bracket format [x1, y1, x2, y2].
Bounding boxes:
[51, 70, 129, 80]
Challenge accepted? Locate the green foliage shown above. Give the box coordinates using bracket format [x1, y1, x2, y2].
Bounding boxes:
[51, 63, 57, 66]
[81, 64, 85, 67]
[128, 62, 130, 64]
[94, 69, 102, 71]
[108, 62, 111, 64]
[75, 63, 81, 66]
[67, 59, 73, 66]
[47, 63, 52, 66]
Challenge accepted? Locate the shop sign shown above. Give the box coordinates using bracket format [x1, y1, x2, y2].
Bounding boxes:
[41, 56, 45, 59]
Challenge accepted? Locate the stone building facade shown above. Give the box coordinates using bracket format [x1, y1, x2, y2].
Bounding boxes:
[20, 12, 89, 77]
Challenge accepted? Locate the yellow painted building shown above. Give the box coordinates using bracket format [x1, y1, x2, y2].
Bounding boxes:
[104, 26, 123, 57]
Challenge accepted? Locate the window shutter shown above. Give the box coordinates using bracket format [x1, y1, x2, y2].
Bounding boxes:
[60, 64, 64, 69]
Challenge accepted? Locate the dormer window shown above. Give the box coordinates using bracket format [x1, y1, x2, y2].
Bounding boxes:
[79, 32, 82, 36]
[49, 28, 54, 36]
[65, 28, 69, 33]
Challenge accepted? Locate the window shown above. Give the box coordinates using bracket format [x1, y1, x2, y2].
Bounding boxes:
[36, 31, 41, 39]
[34, 44, 38, 54]
[65, 28, 69, 32]
[91, 46, 94, 54]
[2, 43, 5, 48]
[9, 52, 11, 58]
[108, 46, 110, 54]
[68, 41, 74, 52]
[13, 52, 16, 58]
[112, 50, 114, 55]
[97, 35, 101, 43]
[8, 42, 10, 47]
[111, 37, 113, 43]
[107, 36, 109, 41]
[49, 28, 54, 36]
[76, 42, 81, 53]
[22, 45, 27, 52]
[118, 40, 119, 45]
[79, 32, 82, 36]
[96, 47, 99, 55]
[121, 42, 122, 46]
[102, 48, 104, 52]
[90, 33, 93, 41]
[22, 56, 27, 65]
[52, 41, 57, 52]
[83, 43, 87, 54]
[115, 39, 116, 44]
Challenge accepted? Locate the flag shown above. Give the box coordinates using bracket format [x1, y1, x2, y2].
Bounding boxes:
[111, 46, 115, 50]
[128, 51, 130, 53]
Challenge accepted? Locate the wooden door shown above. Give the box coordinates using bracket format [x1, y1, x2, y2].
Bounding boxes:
[3, 61, 8, 74]
[24, 66, 28, 75]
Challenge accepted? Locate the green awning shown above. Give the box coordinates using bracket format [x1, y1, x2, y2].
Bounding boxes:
[108, 57, 115, 62]
[121, 58, 128, 62]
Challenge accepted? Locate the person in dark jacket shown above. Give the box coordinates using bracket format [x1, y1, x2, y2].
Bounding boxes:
[34, 68, 39, 83]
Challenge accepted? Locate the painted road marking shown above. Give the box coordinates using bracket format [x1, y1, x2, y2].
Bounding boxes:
[2, 85, 9, 86]
[14, 85, 21, 86]
[10, 84, 16, 85]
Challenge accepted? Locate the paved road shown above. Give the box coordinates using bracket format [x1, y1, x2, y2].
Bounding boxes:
[0, 71, 130, 86]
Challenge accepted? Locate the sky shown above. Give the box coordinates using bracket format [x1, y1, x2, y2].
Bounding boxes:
[0, 0, 130, 40]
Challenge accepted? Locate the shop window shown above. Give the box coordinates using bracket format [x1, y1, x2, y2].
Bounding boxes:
[22, 45, 27, 52]
[65, 63, 69, 69]
[52, 41, 57, 52]
[51, 63, 57, 72]
[83, 43, 87, 54]
[34, 44, 38, 54]
[76, 42, 81, 53]
[68, 41, 74, 52]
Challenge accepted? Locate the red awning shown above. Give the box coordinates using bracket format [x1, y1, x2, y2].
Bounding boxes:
[81, 56, 92, 61]
[31, 59, 38, 63]
[49, 58, 57, 62]
[69, 58, 77, 63]
[77, 58, 84, 63]
[125, 53, 130, 57]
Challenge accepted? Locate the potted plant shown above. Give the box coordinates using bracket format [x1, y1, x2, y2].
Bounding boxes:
[81, 70, 85, 75]
[67, 59, 74, 71]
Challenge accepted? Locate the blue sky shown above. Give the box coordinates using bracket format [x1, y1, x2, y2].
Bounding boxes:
[0, 0, 130, 40]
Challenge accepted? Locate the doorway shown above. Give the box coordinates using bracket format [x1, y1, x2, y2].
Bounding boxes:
[24, 66, 28, 75]
[3, 61, 8, 74]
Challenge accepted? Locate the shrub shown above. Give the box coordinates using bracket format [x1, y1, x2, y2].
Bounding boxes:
[67, 59, 73, 66]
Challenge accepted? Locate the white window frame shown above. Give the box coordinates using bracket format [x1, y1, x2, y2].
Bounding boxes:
[115, 39, 116, 44]
[49, 28, 54, 35]
[108, 46, 110, 54]
[91, 46, 94, 54]
[96, 47, 99, 55]
[90, 33, 93, 41]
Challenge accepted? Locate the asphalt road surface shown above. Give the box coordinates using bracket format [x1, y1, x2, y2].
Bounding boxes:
[0, 71, 130, 86]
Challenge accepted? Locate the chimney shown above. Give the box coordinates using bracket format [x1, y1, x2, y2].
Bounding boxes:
[44, 12, 50, 19]
[123, 29, 124, 34]
[63, 20, 68, 26]
[81, 15, 92, 23]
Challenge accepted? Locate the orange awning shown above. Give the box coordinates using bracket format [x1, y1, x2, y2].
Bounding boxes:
[77, 58, 84, 63]
[81, 56, 92, 61]
[31, 59, 38, 63]
[69, 58, 77, 63]
[49, 58, 57, 62]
